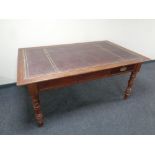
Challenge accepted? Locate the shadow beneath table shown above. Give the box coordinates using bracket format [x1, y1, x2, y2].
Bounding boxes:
[23, 72, 150, 123]
[38, 75, 129, 118]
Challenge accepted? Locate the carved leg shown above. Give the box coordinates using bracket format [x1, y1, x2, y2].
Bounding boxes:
[124, 71, 137, 99]
[28, 84, 44, 126]
[124, 64, 141, 100]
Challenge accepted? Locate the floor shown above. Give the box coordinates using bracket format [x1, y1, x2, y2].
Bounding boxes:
[0, 62, 155, 135]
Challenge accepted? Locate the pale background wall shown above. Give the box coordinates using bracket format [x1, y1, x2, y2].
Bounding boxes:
[0, 19, 154, 85]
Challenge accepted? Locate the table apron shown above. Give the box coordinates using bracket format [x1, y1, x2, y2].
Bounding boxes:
[38, 64, 136, 91]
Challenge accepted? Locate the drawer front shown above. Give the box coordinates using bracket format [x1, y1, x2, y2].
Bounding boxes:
[111, 65, 135, 75]
[39, 69, 110, 91]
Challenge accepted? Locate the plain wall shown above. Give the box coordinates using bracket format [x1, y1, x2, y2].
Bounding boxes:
[0, 19, 154, 85]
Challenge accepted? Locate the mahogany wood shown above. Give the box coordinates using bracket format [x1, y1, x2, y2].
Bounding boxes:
[124, 63, 142, 99]
[28, 84, 44, 126]
[17, 40, 150, 126]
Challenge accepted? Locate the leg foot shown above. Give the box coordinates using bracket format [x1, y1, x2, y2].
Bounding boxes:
[124, 64, 141, 99]
[32, 96, 44, 126]
[124, 72, 137, 99]
[28, 84, 44, 126]
[124, 88, 132, 99]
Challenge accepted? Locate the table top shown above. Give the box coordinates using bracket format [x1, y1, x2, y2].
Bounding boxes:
[17, 40, 149, 86]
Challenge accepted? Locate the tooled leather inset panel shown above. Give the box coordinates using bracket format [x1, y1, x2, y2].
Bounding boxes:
[95, 41, 138, 60]
[22, 41, 148, 80]
[24, 48, 56, 78]
[46, 43, 121, 71]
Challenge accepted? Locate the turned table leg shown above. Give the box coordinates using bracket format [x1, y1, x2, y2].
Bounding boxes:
[124, 64, 142, 99]
[28, 84, 44, 126]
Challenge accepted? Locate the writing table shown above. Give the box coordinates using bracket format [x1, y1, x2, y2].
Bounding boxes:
[17, 41, 150, 126]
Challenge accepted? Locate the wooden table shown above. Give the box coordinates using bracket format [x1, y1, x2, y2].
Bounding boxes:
[17, 41, 150, 126]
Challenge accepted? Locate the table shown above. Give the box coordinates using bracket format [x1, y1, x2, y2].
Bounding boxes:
[17, 41, 150, 126]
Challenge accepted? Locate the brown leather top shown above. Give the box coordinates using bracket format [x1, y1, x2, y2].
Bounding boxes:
[17, 40, 149, 86]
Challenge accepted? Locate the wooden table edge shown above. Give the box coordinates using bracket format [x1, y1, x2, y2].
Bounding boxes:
[17, 57, 150, 86]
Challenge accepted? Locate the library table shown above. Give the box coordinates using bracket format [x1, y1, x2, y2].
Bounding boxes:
[17, 41, 150, 126]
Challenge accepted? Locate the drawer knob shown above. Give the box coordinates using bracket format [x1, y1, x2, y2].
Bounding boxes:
[120, 67, 127, 72]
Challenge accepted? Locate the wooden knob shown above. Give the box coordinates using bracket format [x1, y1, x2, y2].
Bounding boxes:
[120, 67, 127, 72]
